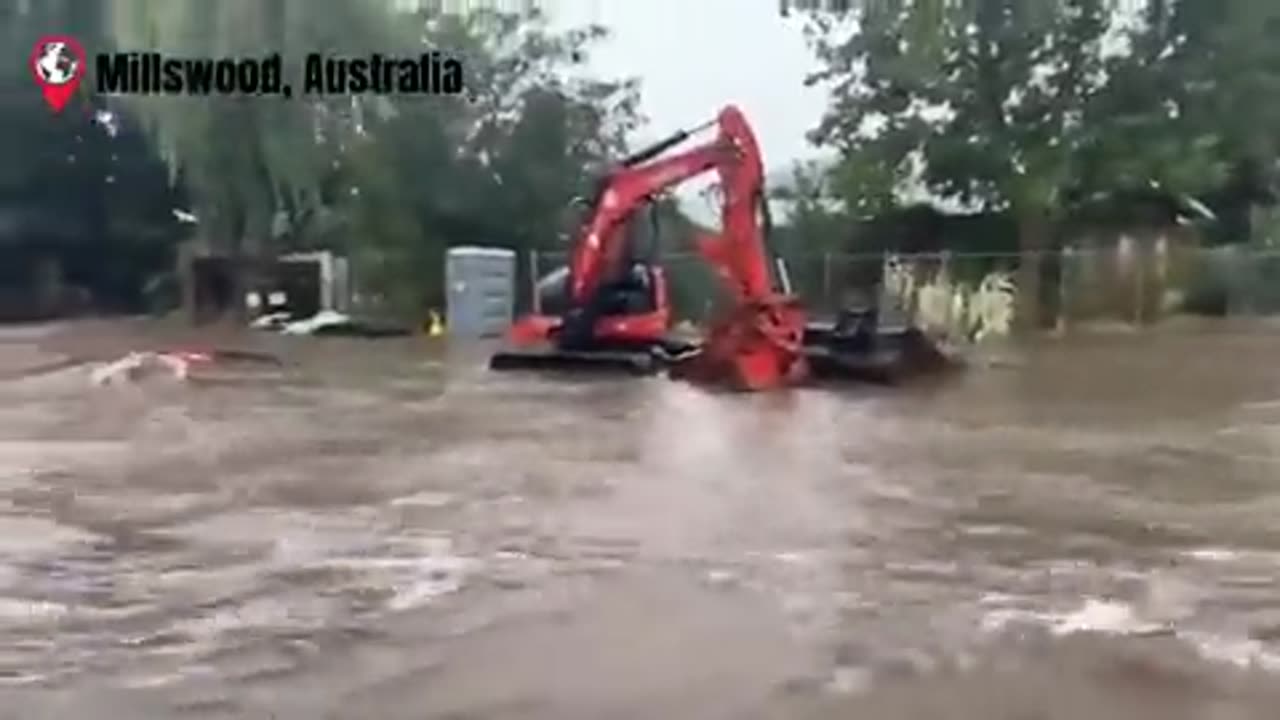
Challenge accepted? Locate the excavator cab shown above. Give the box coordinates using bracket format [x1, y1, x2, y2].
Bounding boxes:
[552, 198, 671, 350]
[538, 198, 663, 318]
[611, 263, 657, 314]
[605, 199, 662, 315]
[535, 262, 659, 324]
[492, 196, 677, 374]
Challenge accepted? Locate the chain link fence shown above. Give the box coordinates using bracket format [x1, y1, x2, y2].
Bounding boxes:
[526, 244, 1280, 343]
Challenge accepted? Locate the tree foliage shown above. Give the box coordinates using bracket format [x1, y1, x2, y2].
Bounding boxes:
[104, 0, 409, 260]
[801, 0, 1280, 239]
[795, 0, 1280, 327]
[325, 8, 644, 315]
[1144, 0, 1280, 243]
[807, 1, 1125, 220]
[87, 3, 645, 318]
[0, 0, 183, 314]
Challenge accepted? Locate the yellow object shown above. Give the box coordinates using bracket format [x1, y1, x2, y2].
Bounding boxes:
[425, 309, 444, 337]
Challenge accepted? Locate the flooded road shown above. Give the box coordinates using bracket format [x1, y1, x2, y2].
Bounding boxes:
[1, 319, 1279, 718]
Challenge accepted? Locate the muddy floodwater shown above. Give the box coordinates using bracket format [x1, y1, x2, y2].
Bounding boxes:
[1, 318, 1280, 718]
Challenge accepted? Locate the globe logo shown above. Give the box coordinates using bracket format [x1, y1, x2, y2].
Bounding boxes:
[34, 41, 79, 86]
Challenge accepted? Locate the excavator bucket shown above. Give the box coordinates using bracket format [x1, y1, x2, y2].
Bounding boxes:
[669, 296, 809, 391]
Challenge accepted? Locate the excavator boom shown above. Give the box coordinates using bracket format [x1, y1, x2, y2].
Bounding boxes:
[566, 143, 723, 305]
[565, 107, 775, 308]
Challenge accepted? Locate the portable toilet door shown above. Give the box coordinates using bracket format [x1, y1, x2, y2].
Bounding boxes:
[445, 246, 517, 338]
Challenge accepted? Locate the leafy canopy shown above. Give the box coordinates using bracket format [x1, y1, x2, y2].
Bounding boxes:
[799, 0, 1280, 228]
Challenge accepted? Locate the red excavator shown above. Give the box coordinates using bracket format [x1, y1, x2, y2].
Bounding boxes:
[488, 105, 953, 390]
[489, 105, 807, 390]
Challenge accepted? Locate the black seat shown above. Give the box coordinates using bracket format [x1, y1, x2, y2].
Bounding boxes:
[602, 265, 654, 314]
[832, 304, 879, 352]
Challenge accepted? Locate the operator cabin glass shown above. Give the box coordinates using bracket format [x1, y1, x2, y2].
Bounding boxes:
[538, 197, 591, 315]
[541, 195, 660, 315]
[560, 196, 592, 245]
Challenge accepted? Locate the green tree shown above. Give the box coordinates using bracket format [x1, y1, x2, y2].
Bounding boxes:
[334, 8, 643, 317]
[767, 161, 852, 305]
[104, 0, 409, 316]
[1129, 0, 1280, 244]
[798, 0, 1252, 328]
[1, 0, 182, 315]
[803, 0, 1127, 328]
[769, 160, 848, 251]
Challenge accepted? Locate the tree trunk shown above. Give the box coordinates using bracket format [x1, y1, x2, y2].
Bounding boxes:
[224, 207, 260, 325]
[1015, 207, 1050, 335]
[177, 241, 197, 325]
[35, 255, 63, 318]
[227, 255, 249, 324]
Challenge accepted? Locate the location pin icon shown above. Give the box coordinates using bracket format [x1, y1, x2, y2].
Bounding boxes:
[31, 36, 86, 113]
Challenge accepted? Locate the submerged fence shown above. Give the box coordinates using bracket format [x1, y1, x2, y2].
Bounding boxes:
[528, 244, 1280, 343]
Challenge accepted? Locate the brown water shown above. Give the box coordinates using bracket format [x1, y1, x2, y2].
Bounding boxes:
[1, 319, 1279, 718]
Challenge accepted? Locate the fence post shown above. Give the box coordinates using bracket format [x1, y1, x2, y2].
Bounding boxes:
[530, 248, 541, 314]
[938, 250, 952, 334]
[879, 250, 889, 321]
[822, 251, 832, 310]
[1133, 239, 1145, 327]
[1058, 246, 1071, 334]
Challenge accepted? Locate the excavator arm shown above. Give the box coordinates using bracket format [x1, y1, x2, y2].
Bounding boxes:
[566, 106, 778, 309]
[567, 144, 721, 303]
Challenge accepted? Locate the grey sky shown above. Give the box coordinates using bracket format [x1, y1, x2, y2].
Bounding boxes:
[544, 0, 831, 219]
[547, 0, 829, 164]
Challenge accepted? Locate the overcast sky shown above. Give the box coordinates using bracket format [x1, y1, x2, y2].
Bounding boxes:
[547, 0, 828, 165]
[544, 0, 831, 218]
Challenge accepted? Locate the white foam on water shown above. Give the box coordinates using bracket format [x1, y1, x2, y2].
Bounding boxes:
[116, 671, 188, 690]
[385, 561, 469, 611]
[774, 551, 815, 566]
[270, 523, 384, 568]
[389, 491, 456, 508]
[981, 595, 1280, 675]
[1183, 547, 1241, 562]
[1180, 546, 1280, 567]
[0, 597, 69, 624]
[1184, 630, 1280, 673]
[321, 539, 475, 612]
[0, 671, 56, 686]
[960, 523, 1032, 538]
[1049, 598, 1164, 635]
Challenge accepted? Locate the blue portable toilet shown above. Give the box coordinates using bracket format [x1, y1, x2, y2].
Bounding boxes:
[445, 246, 517, 338]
